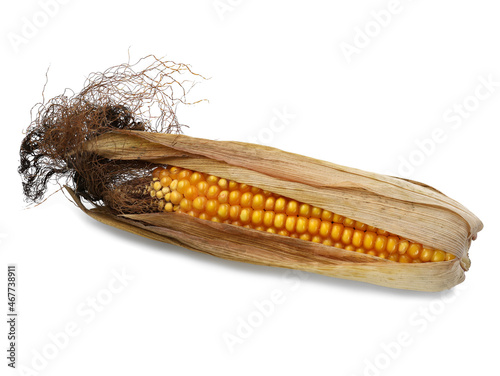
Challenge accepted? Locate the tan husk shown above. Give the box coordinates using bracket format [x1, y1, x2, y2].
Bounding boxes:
[77, 129, 483, 292]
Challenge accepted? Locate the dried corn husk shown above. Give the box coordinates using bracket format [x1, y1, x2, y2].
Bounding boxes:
[71, 129, 483, 292]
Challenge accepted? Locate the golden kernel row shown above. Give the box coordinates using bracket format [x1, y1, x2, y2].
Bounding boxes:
[150, 166, 456, 264]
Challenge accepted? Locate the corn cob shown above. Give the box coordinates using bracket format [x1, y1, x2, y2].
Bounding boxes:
[147, 166, 454, 264]
[19, 57, 482, 292]
[71, 130, 482, 292]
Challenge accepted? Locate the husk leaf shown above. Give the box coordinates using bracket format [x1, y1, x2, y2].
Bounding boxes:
[75, 130, 483, 291]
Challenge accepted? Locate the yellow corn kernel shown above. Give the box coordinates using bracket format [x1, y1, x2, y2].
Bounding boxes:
[229, 205, 242, 221]
[206, 175, 219, 185]
[311, 207, 322, 218]
[196, 181, 209, 196]
[285, 200, 299, 216]
[354, 221, 367, 231]
[333, 214, 344, 223]
[184, 186, 198, 201]
[399, 254, 412, 263]
[218, 190, 229, 204]
[386, 236, 399, 254]
[169, 179, 178, 191]
[275, 197, 286, 213]
[228, 180, 239, 190]
[407, 244, 422, 259]
[176, 179, 190, 194]
[352, 230, 364, 248]
[264, 197, 276, 211]
[205, 199, 219, 216]
[239, 183, 251, 193]
[398, 240, 410, 255]
[341, 227, 354, 245]
[299, 204, 311, 217]
[321, 210, 333, 221]
[308, 218, 321, 235]
[343, 218, 355, 228]
[193, 196, 207, 211]
[240, 192, 253, 208]
[331, 223, 344, 241]
[240, 208, 252, 224]
[296, 217, 308, 233]
[251, 186, 261, 194]
[319, 221, 332, 237]
[218, 204, 230, 220]
[228, 190, 241, 205]
[252, 210, 264, 226]
[363, 231, 376, 250]
[180, 198, 192, 211]
[285, 216, 297, 232]
[198, 213, 210, 220]
[374, 235, 388, 253]
[445, 253, 456, 261]
[299, 233, 311, 241]
[218, 178, 228, 190]
[420, 248, 433, 262]
[432, 250, 446, 262]
[274, 213, 287, 229]
[170, 191, 182, 205]
[252, 194, 265, 210]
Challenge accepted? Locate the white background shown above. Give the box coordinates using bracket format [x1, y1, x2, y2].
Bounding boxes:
[1, 1, 498, 375]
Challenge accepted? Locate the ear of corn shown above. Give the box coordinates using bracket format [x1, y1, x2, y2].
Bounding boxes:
[146, 166, 455, 264]
[78, 130, 482, 292]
